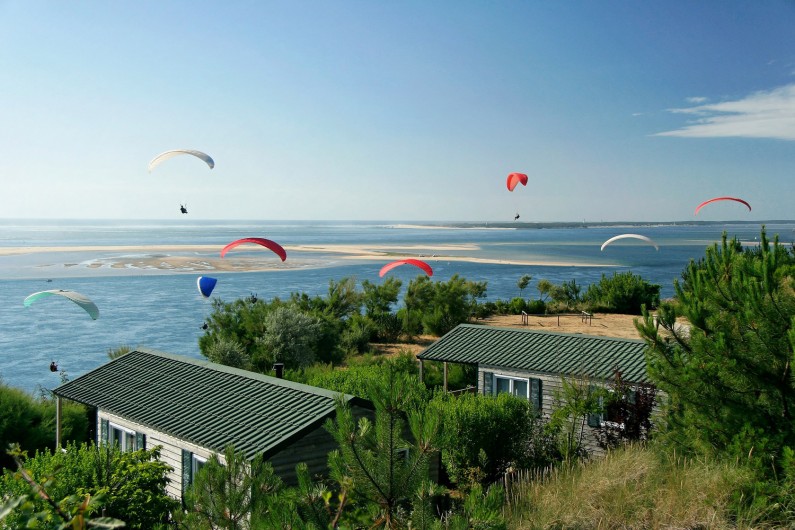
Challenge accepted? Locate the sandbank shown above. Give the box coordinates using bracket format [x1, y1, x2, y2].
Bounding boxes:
[2, 243, 611, 273]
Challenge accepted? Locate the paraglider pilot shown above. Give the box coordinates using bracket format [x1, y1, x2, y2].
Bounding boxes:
[180, 204, 188, 214]
[49, 361, 58, 372]
[514, 213, 520, 221]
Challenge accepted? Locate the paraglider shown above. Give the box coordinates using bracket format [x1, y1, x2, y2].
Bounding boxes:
[694, 196, 751, 215]
[506, 173, 528, 220]
[220, 238, 287, 261]
[148, 149, 215, 172]
[600, 234, 659, 251]
[506, 173, 528, 191]
[24, 289, 100, 320]
[49, 361, 58, 372]
[379, 258, 434, 278]
[197, 276, 217, 298]
[180, 204, 188, 214]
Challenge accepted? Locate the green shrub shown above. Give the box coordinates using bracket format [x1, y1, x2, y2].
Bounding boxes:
[1, 442, 176, 529]
[525, 299, 546, 314]
[508, 297, 527, 314]
[431, 392, 558, 487]
[584, 271, 660, 314]
[339, 314, 374, 355]
[0, 384, 89, 470]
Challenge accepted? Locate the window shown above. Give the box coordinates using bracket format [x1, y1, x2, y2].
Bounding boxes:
[588, 387, 637, 429]
[182, 449, 211, 494]
[492, 375, 542, 411]
[108, 423, 137, 451]
[191, 454, 207, 478]
[100, 418, 145, 451]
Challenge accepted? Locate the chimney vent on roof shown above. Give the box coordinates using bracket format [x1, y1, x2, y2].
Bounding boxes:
[273, 363, 284, 379]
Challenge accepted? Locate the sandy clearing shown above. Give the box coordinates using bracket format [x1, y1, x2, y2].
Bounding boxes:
[369, 313, 650, 359]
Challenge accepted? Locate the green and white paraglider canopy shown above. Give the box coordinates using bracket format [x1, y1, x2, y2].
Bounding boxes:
[23, 289, 99, 320]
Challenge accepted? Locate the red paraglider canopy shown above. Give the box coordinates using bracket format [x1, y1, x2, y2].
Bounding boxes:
[379, 258, 433, 278]
[506, 173, 528, 192]
[694, 196, 752, 215]
[220, 238, 287, 261]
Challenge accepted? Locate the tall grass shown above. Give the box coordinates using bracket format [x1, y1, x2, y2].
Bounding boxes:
[505, 444, 769, 529]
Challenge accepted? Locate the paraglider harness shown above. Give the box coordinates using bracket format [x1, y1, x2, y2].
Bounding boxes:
[180, 204, 188, 214]
[49, 361, 58, 372]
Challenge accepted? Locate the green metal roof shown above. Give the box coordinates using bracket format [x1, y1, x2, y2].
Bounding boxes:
[417, 324, 650, 384]
[53, 349, 366, 459]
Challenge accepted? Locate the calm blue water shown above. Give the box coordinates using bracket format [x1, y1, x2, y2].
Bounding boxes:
[1, 219, 791, 395]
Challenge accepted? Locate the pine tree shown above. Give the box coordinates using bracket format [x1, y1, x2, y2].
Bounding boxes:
[636, 229, 795, 460]
[325, 367, 440, 529]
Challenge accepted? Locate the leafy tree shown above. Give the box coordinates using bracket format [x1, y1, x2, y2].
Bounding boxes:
[585, 271, 660, 314]
[404, 275, 487, 336]
[199, 296, 277, 367]
[637, 230, 795, 462]
[1, 442, 175, 529]
[517, 274, 532, 297]
[325, 367, 441, 528]
[536, 279, 555, 303]
[261, 305, 325, 369]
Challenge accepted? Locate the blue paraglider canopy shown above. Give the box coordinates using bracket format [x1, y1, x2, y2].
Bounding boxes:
[197, 276, 217, 298]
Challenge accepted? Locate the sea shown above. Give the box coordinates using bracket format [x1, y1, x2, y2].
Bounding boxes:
[2, 219, 792, 396]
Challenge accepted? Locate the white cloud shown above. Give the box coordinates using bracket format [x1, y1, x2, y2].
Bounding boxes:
[686, 96, 707, 104]
[656, 84, 795, 140]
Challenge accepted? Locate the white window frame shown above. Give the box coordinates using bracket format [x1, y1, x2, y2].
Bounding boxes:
[108, 422, 136, 452]
[191, 454, 207, 479]
[493, 375, 529, 399]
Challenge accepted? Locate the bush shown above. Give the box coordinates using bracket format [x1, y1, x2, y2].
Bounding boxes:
[525, 299, 546, 314]
[339, 314, 374, 355]
[0, 384, 89, 470]
[584, 271, 660, 314]
[431, 392, 558, 487]
[508, 297, 527, 314]
[370, 312, 403, 342]
[1, 442, 177, 529]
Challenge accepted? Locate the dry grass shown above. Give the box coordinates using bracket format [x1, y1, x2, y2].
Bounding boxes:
[505, 445, 764, 530]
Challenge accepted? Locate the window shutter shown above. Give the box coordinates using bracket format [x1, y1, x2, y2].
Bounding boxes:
[181, 449, 193, 498]
[136, 432, 146, 450]
[530, 378, 542, 413]
[483, 371, 493, 395]
[100, 418, 109, 444]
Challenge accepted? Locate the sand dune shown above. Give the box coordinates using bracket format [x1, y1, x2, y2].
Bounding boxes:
[3, 243, 611, 272]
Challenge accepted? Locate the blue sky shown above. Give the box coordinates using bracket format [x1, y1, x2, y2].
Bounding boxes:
[1, 1, 794, 222]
